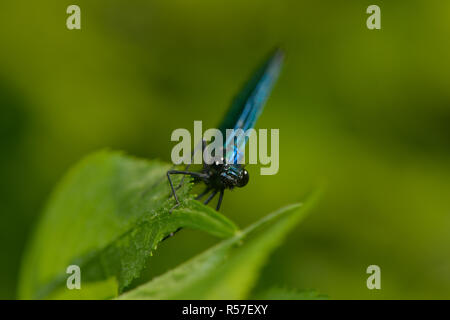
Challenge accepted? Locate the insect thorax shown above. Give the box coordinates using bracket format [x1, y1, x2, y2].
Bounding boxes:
[204, 161, 248, 190]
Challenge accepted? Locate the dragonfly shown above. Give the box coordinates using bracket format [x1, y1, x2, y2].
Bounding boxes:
[167, 48, 284, 213]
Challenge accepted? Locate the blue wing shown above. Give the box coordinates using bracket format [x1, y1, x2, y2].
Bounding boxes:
[219, 48, 284, 164]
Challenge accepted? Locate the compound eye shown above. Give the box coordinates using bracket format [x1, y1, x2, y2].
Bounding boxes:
[237, 169, 249, 187]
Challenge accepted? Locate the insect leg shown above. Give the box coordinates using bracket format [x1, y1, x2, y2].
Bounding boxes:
[161, 227, 182, 241]
[216, 189, 224, 211]
[167, 170, 206, 208]
[177, 139, 206, 188]
[203, 189, 218, 205]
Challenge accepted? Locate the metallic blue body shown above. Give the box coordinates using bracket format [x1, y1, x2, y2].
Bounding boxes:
[166, 49, 284, 219]
[221, 49, 284, 164]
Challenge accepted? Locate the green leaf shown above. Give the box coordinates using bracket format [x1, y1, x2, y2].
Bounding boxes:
[118, 191, 320, 300]
[251, 287, 328, 300]
[18, 150, 238, 299]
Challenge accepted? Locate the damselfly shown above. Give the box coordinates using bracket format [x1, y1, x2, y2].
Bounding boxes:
[167, 49, 284, 212]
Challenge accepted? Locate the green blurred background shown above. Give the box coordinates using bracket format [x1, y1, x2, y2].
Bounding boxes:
[1, 0, 450, 299]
